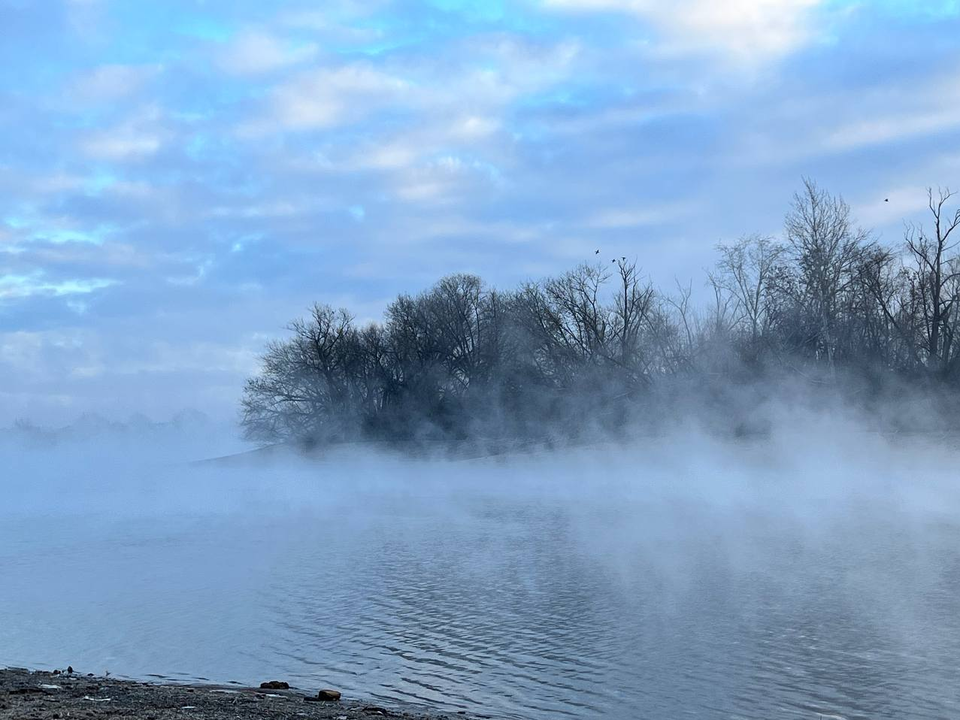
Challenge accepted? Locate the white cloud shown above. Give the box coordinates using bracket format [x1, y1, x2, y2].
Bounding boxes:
[346, 114, 500, 174]
[164, 253, 214, 287]
[64, 0, 106, 40]
[28, 173, 87, 194]
[824, 107, 960, 152]
[0, 211, 115, 247]
[586, 203, 693, 229]
[449, 115, 501, 140]
[239, 34, 578, 140]
[393, 155, 501, 203]
[0, 272, 116, 300]
[113, 340, 260, 376]
[852, 186, 952, 230]
[239, 65, 409, 134]
[217, 31, 318, 75]
[0, 331, 69, 381]
[79, 106, 166, 160]
[81, 133, 161, 160]
[67, 64, 160, 103]
[544, 0, 825, 63]
[440, 37, 580, 107]
[352, 141, 420, 170]
[207, 200, 313, 219]
[736, 63, 960, 165]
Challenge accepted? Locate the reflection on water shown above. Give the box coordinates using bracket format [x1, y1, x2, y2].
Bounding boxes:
[2, 449, 960, 719]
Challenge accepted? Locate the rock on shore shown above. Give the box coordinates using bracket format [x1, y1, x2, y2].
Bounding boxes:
[0, 668, 466, 720]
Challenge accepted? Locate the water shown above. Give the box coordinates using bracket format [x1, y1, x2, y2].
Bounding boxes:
[2, 433, 960, 719]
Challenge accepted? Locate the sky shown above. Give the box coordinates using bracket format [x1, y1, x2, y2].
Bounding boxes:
[1, 0, 959, 426]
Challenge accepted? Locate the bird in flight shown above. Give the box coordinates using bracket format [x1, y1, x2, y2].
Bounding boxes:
[595, 249, 600, 254]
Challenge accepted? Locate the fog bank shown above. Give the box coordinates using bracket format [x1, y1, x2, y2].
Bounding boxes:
[3, 407, 960, 719]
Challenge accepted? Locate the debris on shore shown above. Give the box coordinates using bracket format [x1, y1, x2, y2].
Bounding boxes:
[0, 668, 463, 720]
[259, 680, 290, 690]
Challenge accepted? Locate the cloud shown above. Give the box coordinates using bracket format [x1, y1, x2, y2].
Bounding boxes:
[350, 140, 421, 171]
[0, 272, 116, 300]
[239, 64, 409, 134]
[824, 107, 960, 152]
[112, 339, 260, 376]
[450, 115, 501, 139]
[238, 33, 578, 139]
[0, 331, 80, 384]
[732, 61, 960, 166]
[1, 0, 959, 425]
[79, 106, 166, 160]
[276, 8, 387, 45]
[217, 31, 319, 75]
[25, 172, 87, 195]
[0, 212, 114, 247]
[66, 64, 160, 103]
[81, 132, 161, 160]
[827, 60, 960, 155]
[63, 0, 106, 39]
[543, 0, 825, 63]
[585, 203, 694, 229]
[852, 186, 933, 227]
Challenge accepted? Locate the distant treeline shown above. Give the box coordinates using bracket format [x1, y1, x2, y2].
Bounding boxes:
[241, 179, 960, 446]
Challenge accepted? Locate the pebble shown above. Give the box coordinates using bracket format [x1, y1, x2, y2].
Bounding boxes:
[360, 705, 390, 715]
[259, 681, 290, 690]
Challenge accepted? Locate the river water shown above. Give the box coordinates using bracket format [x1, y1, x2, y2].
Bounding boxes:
[2, 429, 960, 719]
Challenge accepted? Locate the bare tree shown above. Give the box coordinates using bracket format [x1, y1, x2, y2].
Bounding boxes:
[784, 178, 872, 364]
[855, 245, 919, 370]
[610, 259, 657, 370]
[239, 179, 960, 449]
[240, 305, 366, 442]
[543, 263, 612, 363]
[904, 188, 960, 375]
[710, 234, 784, 360]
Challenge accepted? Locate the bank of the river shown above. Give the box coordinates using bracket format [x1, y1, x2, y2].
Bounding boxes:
[0, 668, 479, 720]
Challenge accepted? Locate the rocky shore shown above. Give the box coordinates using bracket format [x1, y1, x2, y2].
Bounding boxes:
[0, 668, 472, 720]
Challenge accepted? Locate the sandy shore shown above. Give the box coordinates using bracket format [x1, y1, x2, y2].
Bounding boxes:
[0, 668, 476, 720]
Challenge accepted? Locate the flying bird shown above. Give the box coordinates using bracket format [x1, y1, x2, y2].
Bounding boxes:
[595, 249, 600, 254]
[885, 198, 889, 202]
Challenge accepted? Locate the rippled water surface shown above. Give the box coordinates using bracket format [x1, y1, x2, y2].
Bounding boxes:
[3, 436, 960, 719]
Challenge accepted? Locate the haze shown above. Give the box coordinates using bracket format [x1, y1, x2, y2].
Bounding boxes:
[4, 409, 960, 718]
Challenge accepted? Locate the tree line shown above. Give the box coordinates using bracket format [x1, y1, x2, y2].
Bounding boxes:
[241, 179, 960, 446]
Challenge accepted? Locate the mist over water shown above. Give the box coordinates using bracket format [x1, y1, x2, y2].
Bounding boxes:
[3, 412, 960, 719]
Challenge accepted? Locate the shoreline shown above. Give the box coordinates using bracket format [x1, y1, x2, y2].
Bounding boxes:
[0, 668, 478, 720]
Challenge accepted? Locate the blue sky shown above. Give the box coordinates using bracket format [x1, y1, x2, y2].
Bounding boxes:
[1, 0, 959, 425]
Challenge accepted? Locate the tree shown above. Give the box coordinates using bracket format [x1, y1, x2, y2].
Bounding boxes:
[611, 259, 658, 375]
[240, 305, 369, 443]
[903, 188, 960, 376]
[784, 178, 871, 364]
[238, 178, 960, 449]
[710, 234, 784, 362]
